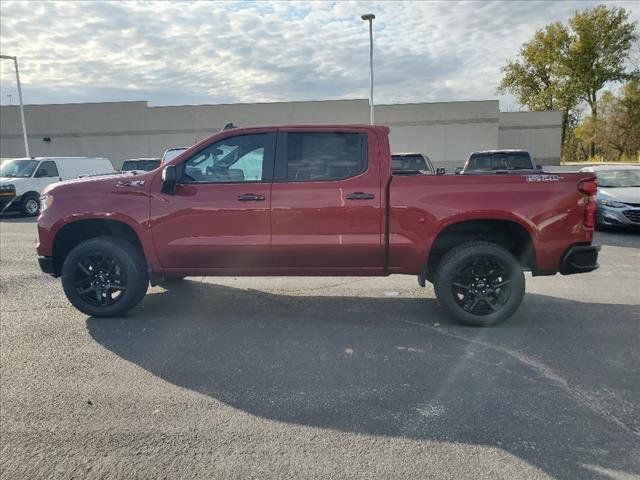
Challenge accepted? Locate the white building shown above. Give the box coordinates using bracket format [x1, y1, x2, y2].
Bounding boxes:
[0, 99, 561, 170]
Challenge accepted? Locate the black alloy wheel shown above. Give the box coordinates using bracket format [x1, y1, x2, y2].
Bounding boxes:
[450, 256, 512, 315]
[434, 241, 525, 326]
[61, 236, 148, 317]
[74, 252, 127, 307]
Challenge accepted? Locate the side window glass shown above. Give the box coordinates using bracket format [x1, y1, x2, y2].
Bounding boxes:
[36, 161, 59, 177]
[181, 134, 267, 183]
[285, 133, 367, 182]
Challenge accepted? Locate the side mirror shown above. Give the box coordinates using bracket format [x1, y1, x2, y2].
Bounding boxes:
[454, 167, 463, 175]
[536, 165, 542, 170]
[35, 169, 47, 178]
[436, 167, 446, 175]
[161, 165, 177, 195]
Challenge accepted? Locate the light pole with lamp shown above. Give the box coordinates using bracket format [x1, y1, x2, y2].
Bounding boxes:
[1, 54, 30, 157]
[361, 13, 375, 125]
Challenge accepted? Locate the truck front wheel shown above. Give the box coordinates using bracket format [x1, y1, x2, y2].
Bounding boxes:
[434, 241, 525, 326]
[61, 236, 148, 317]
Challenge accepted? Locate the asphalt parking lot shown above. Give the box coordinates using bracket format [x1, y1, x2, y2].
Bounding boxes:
[0, 216, 639, 480]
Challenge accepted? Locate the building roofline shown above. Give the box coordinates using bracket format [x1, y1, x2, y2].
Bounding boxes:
[1, 98, 504, 109]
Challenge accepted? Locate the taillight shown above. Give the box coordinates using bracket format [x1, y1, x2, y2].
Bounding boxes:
[578, 177, 597, 229]
[578, 178, 597, 196]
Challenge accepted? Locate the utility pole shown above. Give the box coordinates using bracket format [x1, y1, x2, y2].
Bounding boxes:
[361, 14, 375, 125]
[1, 55, 30, 157]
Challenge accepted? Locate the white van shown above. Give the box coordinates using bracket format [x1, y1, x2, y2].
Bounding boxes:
[0, 157, 115, 216]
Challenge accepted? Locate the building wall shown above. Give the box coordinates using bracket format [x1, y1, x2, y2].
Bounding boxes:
[377, 101, 499, 172]
[1, 99, 560, 170]
[498, 111, 563, 165]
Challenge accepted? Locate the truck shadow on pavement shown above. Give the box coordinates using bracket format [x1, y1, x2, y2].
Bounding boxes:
[87, 281, 640, 480]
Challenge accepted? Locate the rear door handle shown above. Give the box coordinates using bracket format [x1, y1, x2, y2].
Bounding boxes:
[346, 192, 375, 200]
[237, 193, 265, 202]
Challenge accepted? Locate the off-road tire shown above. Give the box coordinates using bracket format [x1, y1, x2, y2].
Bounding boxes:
[434, 241, 525, 326]
[61, 236, 148, 317]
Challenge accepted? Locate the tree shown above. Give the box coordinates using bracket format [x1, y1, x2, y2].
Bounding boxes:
[619, 79, 640, 159]
[574, 80, 640, 161]
[498, 23, 576, 146]
[565, 5, 638, 155]
[498, 4, 638, 159]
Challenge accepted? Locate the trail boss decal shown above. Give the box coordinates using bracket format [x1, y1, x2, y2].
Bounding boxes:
[524, 174, 562, 183]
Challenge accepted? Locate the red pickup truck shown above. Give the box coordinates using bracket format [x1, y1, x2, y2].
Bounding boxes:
[36, 125, 600, 326]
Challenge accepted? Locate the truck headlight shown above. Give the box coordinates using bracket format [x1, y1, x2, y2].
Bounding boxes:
[40, 194, 52, 212]
[599, 199, 626, 208]
[0, 184, 16, 196]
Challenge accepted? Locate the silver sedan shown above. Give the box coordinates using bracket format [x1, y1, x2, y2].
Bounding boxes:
[580, 165, 640, 230]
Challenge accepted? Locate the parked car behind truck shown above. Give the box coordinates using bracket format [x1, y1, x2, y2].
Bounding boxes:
[580, 165, 640, 230]
[162, 147, 188, 163]
[121, 158, 161, 172]
[0, 157, 114, 216]
[36, 125, 599, 326]
[391, 153, 435, 174]
[460, 149, 538, 174]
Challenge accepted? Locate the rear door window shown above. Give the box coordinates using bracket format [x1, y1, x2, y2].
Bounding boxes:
[280, 132, 367, 182]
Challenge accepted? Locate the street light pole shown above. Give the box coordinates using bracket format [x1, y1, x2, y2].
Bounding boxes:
[361, 13, 375, 125]
[1, 55, 30, 157]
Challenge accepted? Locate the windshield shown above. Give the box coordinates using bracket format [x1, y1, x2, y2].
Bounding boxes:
[596, 169, 640, 188]
[0, 159, 39, 178]
[466, 152, 532, 171]
[392, 155, 428, 173]
[122, 160, 160, 171]
[121, 161, 138, 171]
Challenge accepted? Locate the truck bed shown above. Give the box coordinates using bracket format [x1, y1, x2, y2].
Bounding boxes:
[388, 172, 594, 275]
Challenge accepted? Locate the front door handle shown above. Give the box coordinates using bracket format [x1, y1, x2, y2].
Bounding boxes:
[237, 193, 265, 202]
[346, 192, 375, 200]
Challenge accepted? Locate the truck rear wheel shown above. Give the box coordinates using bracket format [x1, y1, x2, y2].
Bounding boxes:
[434, 241, 525, 326]
[61, 236, 148, 317]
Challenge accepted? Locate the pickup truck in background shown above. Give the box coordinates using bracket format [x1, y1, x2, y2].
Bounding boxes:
[391, 153, 435, 175]
[36, 125, 600, 326]
[458, 149, 539, 174]
[120, 158, 161, 172]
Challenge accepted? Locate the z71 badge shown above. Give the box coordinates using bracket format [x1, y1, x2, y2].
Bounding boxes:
[524, 174, 562, 183]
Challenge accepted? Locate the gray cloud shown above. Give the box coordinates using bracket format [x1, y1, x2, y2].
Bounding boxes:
[1, 0, 638, 108]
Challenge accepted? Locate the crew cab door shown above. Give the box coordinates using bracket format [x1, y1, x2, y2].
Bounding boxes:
[270, 129, 384, 272]
[150, 133, 275, 271]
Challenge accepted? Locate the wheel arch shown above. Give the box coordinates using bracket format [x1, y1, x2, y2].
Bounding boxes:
[51, 218, 146, 277]
[422, 218, 536, 284]
[21, 190, 41, 199]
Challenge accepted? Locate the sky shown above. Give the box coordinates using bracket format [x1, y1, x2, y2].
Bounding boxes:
[0, 0, 638, 110]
